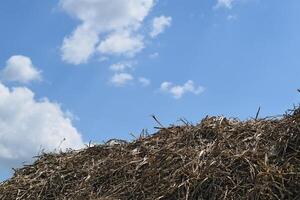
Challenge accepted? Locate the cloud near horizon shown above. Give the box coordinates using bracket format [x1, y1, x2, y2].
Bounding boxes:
[0, 82, 84, 169]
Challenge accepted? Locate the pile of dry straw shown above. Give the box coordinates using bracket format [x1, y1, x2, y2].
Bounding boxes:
[1, 107, 300, 199]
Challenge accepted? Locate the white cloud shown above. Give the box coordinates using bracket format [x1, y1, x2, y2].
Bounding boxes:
[160, 80, 205, 99]
[59, 0, 156, 64]
[0, 82, 84, 169]
[109, 61, 135, 72]
[138, 77, 151, 86]
[110, 73, 134, 86]
[98, 31, 144, 56]
[150, 16, 172, 38]
[161, 81, 172, 91]
[60, 0, 154, 30]
[61, 25, 99, 65]
[215, 0, 235, 9]
[0, 55, 41, 83]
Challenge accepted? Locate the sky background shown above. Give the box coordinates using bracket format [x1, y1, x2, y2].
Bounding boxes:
[1, 0, 300, 181]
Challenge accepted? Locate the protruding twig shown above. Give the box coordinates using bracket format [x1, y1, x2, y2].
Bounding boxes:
[179, 117, 190, 126]
[57, 138, 66, 151]
[129, 132, 137, 139]
[151, 115, 165, 128]
[255, 106, 261, 120]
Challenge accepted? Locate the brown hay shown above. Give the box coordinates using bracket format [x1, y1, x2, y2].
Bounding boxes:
[1, 108, 300, 199]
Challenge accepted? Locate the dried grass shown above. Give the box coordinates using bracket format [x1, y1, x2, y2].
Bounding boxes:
[1, 107, 300, 199]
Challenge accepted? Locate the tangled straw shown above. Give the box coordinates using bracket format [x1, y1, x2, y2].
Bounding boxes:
[1, 107, 300, 199]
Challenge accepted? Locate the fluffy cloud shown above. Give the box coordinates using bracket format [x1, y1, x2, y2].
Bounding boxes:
[60, 0, 154, 30]
[61, 25, 99, 65]
[0, 55, 41, 83]
[150, 16, 172, 38]
[138, 77, 151, 86]
[215, 0, 235, 9]
[110, 73, 134, 86]
[59, 0, 156, 64]
[98, 32, 144, 56]
[160, 80, 205, 99]
[0, 82, 84, 169]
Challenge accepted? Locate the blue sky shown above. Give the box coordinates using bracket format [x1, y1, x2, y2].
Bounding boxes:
[0, 0, 300, 180]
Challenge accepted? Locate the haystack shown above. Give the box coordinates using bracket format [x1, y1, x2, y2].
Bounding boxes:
[1, 108, 300, 199]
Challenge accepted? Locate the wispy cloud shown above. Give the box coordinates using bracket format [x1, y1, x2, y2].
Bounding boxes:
[149, 52, 159, 59]
[138, 77, 151, 86]
[110, 73, 134, 87]
[214, 0, 235, 9]
[109, 61, 136, 72]
[150, 16, 172, 38]
[160, 80, 205, 99]
[227, 14, 238, 21]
